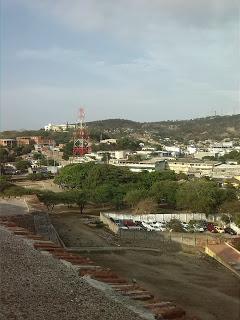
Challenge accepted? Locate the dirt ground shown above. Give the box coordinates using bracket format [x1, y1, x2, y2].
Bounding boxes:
[15, 179, 61, 192]
[51, 213, 114, 247]
[87, 251, 240, 320]
[51, 213, 240, 320]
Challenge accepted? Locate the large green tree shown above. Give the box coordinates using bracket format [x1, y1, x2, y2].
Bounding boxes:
[150, 180, 178, 206]
[15, 160, 31, 172]
[124, 189, 148, 208]
[55, 163, 137, 189]
[176, 180, 236, 215]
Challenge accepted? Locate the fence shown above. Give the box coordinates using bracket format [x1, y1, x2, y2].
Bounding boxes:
[118, 229, 224, 248]
[33, 212, 63, 245]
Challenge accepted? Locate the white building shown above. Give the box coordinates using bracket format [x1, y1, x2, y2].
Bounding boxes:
[44, 123, 76, 131]
[208, 142, 234, 156]
[166, 159, 220, 177]
[109, 159, 166, 172]
[187, 146, 197, 155]
[212, 164, 240, 179]
[164, 146, 181, 157]
[194, 151, 218, 160]
[100, 139, 117, 144]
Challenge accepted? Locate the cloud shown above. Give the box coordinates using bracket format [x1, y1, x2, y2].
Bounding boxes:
[14, 0, 239, 35]
[2, 81, 239, 130]
[1, 0, 239, 130]
[16, 47, 86, 61]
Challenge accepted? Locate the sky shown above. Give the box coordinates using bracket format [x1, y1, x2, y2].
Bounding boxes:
[0, 0, 239, 130]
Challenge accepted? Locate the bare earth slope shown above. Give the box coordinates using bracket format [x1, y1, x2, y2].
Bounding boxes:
[0, 228, 143, 320]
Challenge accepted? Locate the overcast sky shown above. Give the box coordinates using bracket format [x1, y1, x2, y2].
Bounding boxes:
[0, 0, 239, 130]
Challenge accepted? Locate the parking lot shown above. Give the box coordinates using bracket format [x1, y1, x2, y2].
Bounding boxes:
[110, 216, 237, 235]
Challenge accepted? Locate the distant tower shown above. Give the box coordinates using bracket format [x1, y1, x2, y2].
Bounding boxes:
[73, 108, 91, 156]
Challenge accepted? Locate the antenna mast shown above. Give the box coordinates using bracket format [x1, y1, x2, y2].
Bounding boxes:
[73, 108, 91, 156]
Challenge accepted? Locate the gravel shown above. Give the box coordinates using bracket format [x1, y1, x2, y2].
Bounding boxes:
[0, 227, 144, 320]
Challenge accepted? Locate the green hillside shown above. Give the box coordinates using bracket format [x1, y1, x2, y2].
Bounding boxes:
[1, 114, 239, 142]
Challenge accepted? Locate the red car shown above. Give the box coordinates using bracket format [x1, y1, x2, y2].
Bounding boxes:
[207, 223, 217, 233]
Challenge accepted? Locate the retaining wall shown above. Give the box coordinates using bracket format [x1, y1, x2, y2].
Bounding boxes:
[104, 212, 218, 223]
[100, 212, 119, 234]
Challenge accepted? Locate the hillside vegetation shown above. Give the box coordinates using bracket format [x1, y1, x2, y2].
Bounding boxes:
[86, 114, 240, 141]
[1, 114, 239, 142]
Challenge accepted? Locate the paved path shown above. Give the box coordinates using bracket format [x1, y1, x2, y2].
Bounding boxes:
[0, 198, 28, 216]
[206, 242, 240, 276]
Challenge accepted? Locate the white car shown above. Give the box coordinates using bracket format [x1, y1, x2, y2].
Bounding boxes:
[193, 225, 204, 232]
[214, 226, 225, 234]
[151, 222, 162, 228]
[119, 226, 128, 230]
[141, 222, 155, 231]
[151, 225, 162, 231]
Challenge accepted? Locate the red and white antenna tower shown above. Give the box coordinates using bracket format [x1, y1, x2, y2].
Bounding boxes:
[73, 108, 91, 156]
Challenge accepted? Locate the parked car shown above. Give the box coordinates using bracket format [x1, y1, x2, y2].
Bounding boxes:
[214, 226, 225, 234]
[141, 221, 155, 231]
[207, 223, 217, 233]
[119, 226, 128, 230]
[151, 225, 162, 231]
[193, 224, 205, 233]
[138, 222, 148, 231]
[224, 227, 237, 235]
[181, 222, 189, 232]
[198, 220, 208, 231]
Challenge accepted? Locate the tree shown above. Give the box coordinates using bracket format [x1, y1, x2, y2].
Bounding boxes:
[138, 170, 176, 189]
[92, 184, 113, 206]
[0, 176, 11, 192]
[220, 200, 240, 215]
[176, 180, 234, 215]
[27, 172, 53, 181]
[68, 190, 88, 214]
[61, 141, 74, 160]
[150, 180, 178, 207]
[102, 153, 111, 163]
[135, 197, 158, 214]
[0, 148, 10, 163]
[22, 145, 34, 154]
[167, 219, 185, 232]
[176, 172, 188, 181]
[55, 163, 137, 190]
[33, 152, 44, 160]
[220, 214, 231, 225]
[128, 154, 145, 162]
[116, 137, 141, 151]
[219, 150, 240, 164]
[37, 191, 60, 211]
[124, 189, 148, 208]
[15, 160, 31, 172]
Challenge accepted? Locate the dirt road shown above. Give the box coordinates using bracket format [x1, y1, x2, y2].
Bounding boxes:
[51, 213, 240, 320]
[85, 250, 240, 320]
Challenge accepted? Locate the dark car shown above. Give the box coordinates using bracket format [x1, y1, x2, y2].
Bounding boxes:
[224, 227, 237, 235]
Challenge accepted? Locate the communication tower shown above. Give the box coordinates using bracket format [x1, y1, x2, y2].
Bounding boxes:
[73, 108, 91, 156]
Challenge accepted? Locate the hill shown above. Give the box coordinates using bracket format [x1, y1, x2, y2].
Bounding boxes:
[87, 114, 240, 141]
[1, 114, 239, 143]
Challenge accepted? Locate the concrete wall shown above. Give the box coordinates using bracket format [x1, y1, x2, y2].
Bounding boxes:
[104, 212, 217, 223]
[100, 212, 119, 234]
[119, 230, 222, 248]
[230, 222, 240, 235]
[205, 245, 240, 278]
